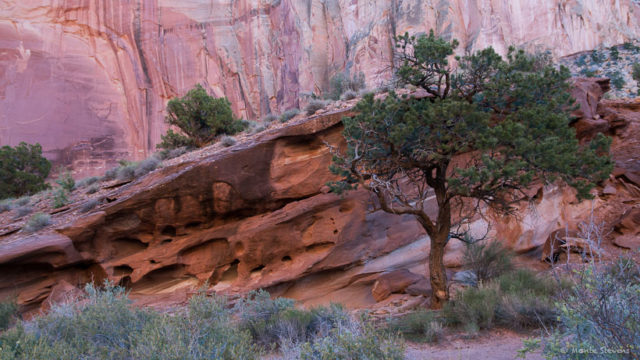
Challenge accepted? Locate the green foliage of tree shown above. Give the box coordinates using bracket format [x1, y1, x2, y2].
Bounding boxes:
[0, 142, 51, 200]
[158, 84, 247, 149]
[329, 31, 613, 308]
[633, 63, 640, 83]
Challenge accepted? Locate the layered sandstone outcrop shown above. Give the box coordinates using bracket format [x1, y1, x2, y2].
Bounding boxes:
[1, 0, 639, 175]
[1, 78, 638, 315]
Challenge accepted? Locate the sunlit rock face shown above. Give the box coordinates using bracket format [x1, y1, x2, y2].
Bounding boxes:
[1, 0, 639, 175]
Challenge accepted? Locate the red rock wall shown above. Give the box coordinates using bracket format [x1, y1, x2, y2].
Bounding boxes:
[1, 1, 639, 176]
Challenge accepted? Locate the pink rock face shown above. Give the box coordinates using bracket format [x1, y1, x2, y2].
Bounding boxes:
[1, 0, 639, 176]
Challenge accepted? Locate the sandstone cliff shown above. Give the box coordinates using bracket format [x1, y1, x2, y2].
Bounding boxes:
[1, 78, 638, 315]
[1, 0, 639, 175]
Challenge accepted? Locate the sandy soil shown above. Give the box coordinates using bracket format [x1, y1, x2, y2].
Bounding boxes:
[404, 329, 544, 360]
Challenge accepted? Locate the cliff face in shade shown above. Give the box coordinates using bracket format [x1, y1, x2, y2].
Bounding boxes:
[1, 0, 639, 176]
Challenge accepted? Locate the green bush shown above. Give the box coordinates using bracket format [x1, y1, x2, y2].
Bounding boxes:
[52, 188, 68, 208]
[296, 319, 405, 360]
[280, 108, 300, 123]
[0, 299, 18, 331]
[79, 199, 100, 213]
[386, 310, 444, 343]
[220, 136, 237, 147]
[610, 46, 620, 61]
[445, 269, 558, 331]
[133, 157, 160, 178]
[75, 176, 100, 188]
[340, 90, 358, 101]
[86, 184, 100, 195]
[0, 142, 51, 200]
[12, 206, 32, 219]
[13, 197, 29, 207]
[444, 285, 500, 330]
[23, 213, 51, 233]
[263, 113, 278, 123]
[632, 63, 640, 83]
[55, 170, 75, 192]
[305, 100, 329, 116]
[541, 259, 640, 359]
[608, 70, 626, 90]
[0, 199, 14, 213]
[463, 241, 514, 284]
[328, 71, 366, 100]
[158, 84, 247, 149]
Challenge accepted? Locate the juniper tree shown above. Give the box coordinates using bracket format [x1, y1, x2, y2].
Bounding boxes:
[328, 31, 613, 308]
[158, 84, 246, 149]
[0, 142, 51, 200]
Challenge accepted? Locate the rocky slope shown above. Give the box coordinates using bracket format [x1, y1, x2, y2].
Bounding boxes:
[1, 78, 638, 316]
[1, 0, 639, 176]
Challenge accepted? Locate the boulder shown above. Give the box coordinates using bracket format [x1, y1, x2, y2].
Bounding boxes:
[371, 269, 423, 302]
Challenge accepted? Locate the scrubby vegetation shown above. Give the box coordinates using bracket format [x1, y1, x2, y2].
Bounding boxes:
[0, 142, 51, 200]
[563, 41, 640, 97]
[158, 84, 247, 149]
[280, 108, 300, 123]
[533, 259, 640, 359]
[0, 299, 17, 332]
[463, 241, 514, 284]
[328, 71, 366, 100]
[0, 285, 404, 360]
[304, 99, 329, 116]
[23, 212, 51, 233]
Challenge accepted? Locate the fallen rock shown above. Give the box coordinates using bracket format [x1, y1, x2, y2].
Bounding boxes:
[613, 207, 640, 249]
[371, 269, 423, 302]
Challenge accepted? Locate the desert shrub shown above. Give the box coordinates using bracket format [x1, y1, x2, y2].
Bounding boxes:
[328, 71, 366, 100]
[633, 63, 640, 82]
[263, 113, 278, 123]
[86, 184, 100, 195]
[340, 90, 358, 101]
[133, 157, 160, 178]
[75, 176, 99, 188]
[280, 108, 300, 123]
[102, 166, 120, 181]
[13, 206, 32, 219]
[52, 188, 68, 208]
[0, 199, 14, 213]
[23, 213, 51, 233]
[445, 269, 558, 331]
[386, 310, 444, 343]
[158, 84, 247, 149]
[294, 319, 405, 360]
[221, 136, 237, 147]
[14, 197, 30, 207]
[156, 147, 189, 161]
[132, 292, 259, 360]
[463, 241, 514, 284]
[252, 125, 267, 134]
[235, 290, 296, 347]
[609, 46, 620, 61]
[608, 70, 626, 90]
[305, 99, 329, 116]
[575, 54, 588, 67]
[590, 49, 605, 63]
[0, 299, 18, 331]
[444, 284, 500, 330]
[79, 199, 100, 213]
[541, 259, 640, 359]
[235, 290, 352, 350]
[116, 164, 137, 182]
[0, 142, 51, 200]
[55, 170, 75, 192]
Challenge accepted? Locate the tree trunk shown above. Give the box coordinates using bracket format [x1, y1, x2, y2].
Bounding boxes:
[428, 228, 449, 309]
